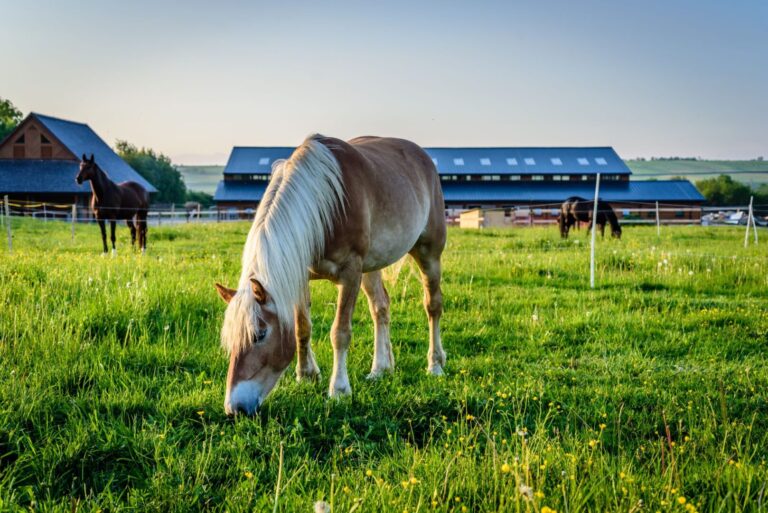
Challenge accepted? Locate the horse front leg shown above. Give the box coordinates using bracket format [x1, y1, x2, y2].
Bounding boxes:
[110, 220, 117, 256]
[295, 291, 320, 382]
[127, 219, 136, 247]
[329, 262, 362, 398]
[362, 270, 394, 378]
[98, 219, 108, 254]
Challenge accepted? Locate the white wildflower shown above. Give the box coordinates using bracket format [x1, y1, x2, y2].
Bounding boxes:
[519, 483, 534, 500]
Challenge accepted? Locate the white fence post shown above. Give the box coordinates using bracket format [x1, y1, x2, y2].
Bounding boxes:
[750, 196, 758, 245]
[71, 204, 77, 243]
[43, 203, 48, 223]
[590, 173, 601, 289]
[4, 195, 11, 253]
[744, 196, 753, 248]
[197, 204, 201, 223]
[655, 201, 660, 237]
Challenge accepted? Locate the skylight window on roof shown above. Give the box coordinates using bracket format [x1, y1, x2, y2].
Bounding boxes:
[480, 158, 491, 166]
[453, 158, 464, 166]
[595, 158, 607, 165]
[506, 158, 518, 166]
[578, 158, 589, 166]
[259, 157, 270, 165]
[551, 158, 562, 166]
[524, 158, 536, 165]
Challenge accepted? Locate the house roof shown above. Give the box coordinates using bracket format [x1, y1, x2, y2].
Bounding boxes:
[1, 113, 157, 193]
[440, 180, 704, 204]
[222, 145, 631, 176]
[0, 160, 89, 194]
[213, 180, 270, 202]
[213, 178, 704, 204]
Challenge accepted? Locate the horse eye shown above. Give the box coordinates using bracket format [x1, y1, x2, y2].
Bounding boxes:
[256, 328, 268, 342]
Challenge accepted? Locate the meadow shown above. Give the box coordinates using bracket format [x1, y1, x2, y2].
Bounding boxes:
[1, 219, 767, 512]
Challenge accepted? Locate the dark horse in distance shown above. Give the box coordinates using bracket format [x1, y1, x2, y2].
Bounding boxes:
[76, 154, 149, 254]
[559, 196, 622, 239]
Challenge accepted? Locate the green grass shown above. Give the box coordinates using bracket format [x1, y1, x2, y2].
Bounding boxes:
[1, 219, 767, 512]
[626, 160, 768, 186]
[177, 166, 225, 195]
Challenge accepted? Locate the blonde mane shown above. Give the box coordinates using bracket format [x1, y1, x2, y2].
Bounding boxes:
[221, 135, 346, 354]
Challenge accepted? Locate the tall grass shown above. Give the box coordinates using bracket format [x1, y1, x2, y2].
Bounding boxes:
[1, 219, 766, 511]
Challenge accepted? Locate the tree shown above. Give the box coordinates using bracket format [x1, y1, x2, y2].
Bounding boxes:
[0, 97, 23, 142]
[185, 190, 214, 208]
[695, 175, 752, 206]
[115, 140, 187, 204]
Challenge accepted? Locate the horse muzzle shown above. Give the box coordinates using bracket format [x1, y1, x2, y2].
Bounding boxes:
[225, 380, 262, 416]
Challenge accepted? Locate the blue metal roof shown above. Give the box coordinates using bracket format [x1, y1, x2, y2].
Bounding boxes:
[31, 113, 157, 193]
[440, 180, 704, 203]
[213, 178, 703, 204]
[222, 145, 631, 176]
[214, 180, 269, 202]
[0, 160, 89, 194]
[223, 147, 295, 175]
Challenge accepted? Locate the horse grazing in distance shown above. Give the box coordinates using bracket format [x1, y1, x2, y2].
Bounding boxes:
[559, 196, 622, 239]
[215, 135, 447, 416]
[76, 154, 149, 254]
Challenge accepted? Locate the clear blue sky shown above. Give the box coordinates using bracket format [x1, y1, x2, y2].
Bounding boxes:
[2, 0, 766, 164]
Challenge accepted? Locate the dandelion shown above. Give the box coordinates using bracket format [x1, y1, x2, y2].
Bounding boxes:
[401, 480, 409, 489]
[196, 410, 205, 416]
[409, 476, 419, 485]
[535, 491, 545, 499]
[203, 380, 212, 385]
[501, 463, 511, 473]
[519, 484, 533, 500]
[466, 414, 475, 421]
[366, 469, 373, 477]
[588, 439, 599, 448]
[678, 497, 687, 505]
[599, 423, 607, 430]
[342, 486, 351, 494]
[244, 471, 253, 479]
[541, 507, 557, 513]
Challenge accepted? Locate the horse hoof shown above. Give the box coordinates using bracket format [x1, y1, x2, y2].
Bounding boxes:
[296, 369, 321, 382]
[328, 384, 352, 399]
[427, 364, 444, 376]
[111, 249, 116, 258]
[367, 367, 393, 380]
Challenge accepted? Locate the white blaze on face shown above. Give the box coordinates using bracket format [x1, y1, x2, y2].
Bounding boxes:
[226, 380, 262, 416]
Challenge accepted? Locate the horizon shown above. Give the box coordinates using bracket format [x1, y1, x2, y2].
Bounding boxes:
[2, 1, 766, 165]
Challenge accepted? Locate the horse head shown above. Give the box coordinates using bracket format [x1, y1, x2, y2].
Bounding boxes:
[215, 279, 296, 416]
[76, 154, 97, 184]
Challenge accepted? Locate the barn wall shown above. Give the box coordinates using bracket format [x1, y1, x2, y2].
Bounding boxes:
[0, 118, 73, 160]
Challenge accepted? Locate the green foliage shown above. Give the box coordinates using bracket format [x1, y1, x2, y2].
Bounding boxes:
[1, 223, 767, 511]
[695, 174, 753, 205]
[116, 140, 186, 204]
[185, 190, 214, 208]
[0, 97, 23, 142]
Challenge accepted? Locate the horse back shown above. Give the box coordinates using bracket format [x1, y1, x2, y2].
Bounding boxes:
[118, 181, 150, 209]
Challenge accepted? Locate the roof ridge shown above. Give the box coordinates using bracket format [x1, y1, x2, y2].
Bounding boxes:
[31, 112, 90, 127]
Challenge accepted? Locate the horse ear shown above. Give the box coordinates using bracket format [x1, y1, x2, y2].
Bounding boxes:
[250, 278, 267, 304]
[89, 154, 94, 163]
[82, 153, 87, 161]
[214, 283, 236, 304]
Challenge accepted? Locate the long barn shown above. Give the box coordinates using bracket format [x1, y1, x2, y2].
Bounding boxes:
[213, 145, 704, 223]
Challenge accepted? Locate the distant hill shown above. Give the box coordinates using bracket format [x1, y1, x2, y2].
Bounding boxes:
[626, 160, 768, 186]
[177, 165, 224, 194]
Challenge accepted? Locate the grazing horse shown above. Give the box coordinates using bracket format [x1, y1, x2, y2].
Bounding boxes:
[559, 196, 622, 239]
[215, 135, 446, 416]
[75, 154, 149, 254]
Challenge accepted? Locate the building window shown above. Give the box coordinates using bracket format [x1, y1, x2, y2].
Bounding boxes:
[551, 158, 562, 165]
[582, 175, 590, 181]
[506, 158, 518, 166]
[15, 134, 25, 144]
[40, 134, 50, 144]
[480, 158, 491, 166]
[508, 175, 521, 181]
[259, 157, 270, 165]
[453, 158, 464, 166]
[553, 175, 562, 181]
[524, 158, 536, 165]
[532, 175, 544, 181]
[595, 157, 607, 165]
[578, 158, 589, 166]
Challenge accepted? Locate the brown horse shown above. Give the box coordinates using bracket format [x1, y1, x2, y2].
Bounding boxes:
[559, 196, 622, 239]
[76, 154, 149, 254]
[215, 135, 446, 415]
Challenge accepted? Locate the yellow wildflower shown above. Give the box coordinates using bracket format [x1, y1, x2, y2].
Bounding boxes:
[501, 463, 511, 473]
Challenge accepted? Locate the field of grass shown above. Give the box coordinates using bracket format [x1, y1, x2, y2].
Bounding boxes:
[1, 220, 767, 512]
[177, 166, 225, 195]
[626, 160, 768, 186]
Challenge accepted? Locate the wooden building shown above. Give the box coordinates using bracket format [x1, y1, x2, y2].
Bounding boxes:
[0, 113, 156, 216]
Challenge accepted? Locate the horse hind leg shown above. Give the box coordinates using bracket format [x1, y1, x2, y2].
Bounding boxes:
[98, 219, 108, 254]
[362, 270, 394, 379]
[127, 219, 136, 247]
[410, 243, 446, 376]
[110, 220, 117, 257]
[294, 293, 321, 382]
